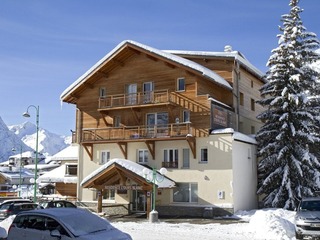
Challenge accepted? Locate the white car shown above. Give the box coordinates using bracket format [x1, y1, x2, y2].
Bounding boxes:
[295, 197, 320, 239]
[7, 208, 132, 240]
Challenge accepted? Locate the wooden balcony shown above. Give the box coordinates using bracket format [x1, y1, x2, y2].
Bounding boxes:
[81, 123, 193, 142]
[98, 89, 170, 109]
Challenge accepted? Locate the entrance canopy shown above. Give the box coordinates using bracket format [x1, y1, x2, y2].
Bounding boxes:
[80, 158, 175, 189]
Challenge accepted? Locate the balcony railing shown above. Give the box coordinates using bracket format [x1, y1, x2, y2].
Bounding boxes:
[162, 161, 178, 169]
[81, 123, 193, 142]
[99, 89, 170, 109]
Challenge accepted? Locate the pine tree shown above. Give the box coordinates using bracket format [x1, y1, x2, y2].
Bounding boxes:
[256, 0, 320, 210]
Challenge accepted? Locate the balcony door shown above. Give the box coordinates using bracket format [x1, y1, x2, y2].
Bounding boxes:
[143, 82, 154, 103]
[146, 112, 168, 137]
[126, 83, 137, 105]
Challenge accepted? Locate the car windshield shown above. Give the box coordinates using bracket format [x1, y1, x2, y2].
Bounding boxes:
[60, 211, 113, 236]
[300, 200, 320, 211]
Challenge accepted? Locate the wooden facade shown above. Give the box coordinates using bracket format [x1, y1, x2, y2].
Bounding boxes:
[61, 40, 265, 216]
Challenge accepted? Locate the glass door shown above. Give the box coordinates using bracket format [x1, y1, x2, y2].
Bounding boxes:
[132, 190, 146, 212]
[143, 82, 154, 103]
[126, 84, 137, 105]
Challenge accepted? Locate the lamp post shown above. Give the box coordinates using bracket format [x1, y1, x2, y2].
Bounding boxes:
[23, 105, 39, 203]
[12, 146, 23, 197]
[142, 167, 167, 223]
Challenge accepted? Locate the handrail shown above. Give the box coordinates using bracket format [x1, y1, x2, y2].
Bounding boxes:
[99, 89, 169, 108]
[81, 123, 195, 142]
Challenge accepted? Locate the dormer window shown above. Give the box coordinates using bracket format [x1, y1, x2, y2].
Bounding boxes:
[177, 78, 185, 92]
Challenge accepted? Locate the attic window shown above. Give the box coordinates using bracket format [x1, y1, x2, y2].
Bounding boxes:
[66, 164, 77, 176]
[99, 87, 106, 98]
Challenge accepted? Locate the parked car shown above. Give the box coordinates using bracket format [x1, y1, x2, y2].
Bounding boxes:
[0, 202, 39, 220]
[295, 197, 320, 239]
[7, 208, 132, 240]
[0, 199, 33, 220]
[38, 200, 77, 209]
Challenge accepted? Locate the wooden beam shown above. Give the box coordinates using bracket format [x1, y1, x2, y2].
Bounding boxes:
[145, 140, 155, 160]
[96, 71, 108, 79]
[164, 62, 176, 69]
[112, 58, 125, 67]
[146, 54, 158, 62]
[83, 144, 93, 161]
[83, 82, 94, 89]
[130, 108, 141, 125]
[186, 136, 196, 159]
[117, 142, 128, 159]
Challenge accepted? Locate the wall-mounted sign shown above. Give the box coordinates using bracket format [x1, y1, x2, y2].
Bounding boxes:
[213, 108, 228, 127]
[105, 185, 142, 190]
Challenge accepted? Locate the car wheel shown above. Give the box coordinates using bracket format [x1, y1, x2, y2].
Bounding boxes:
[295, 231, 303, 239]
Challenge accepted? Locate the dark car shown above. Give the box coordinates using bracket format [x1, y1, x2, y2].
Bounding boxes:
[38, 200, 77, 209]
[0, 202, 39, 220]
[295, 197, 320, 239]
[7, 208, 132, 240]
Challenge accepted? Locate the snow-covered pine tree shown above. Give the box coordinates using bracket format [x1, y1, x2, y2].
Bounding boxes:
[256, 0, 320, 210]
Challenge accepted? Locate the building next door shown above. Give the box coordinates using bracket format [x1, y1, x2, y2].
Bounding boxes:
[132, 190, 146, 212]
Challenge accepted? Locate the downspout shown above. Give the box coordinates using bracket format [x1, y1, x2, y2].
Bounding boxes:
[234, 58, 241, 131]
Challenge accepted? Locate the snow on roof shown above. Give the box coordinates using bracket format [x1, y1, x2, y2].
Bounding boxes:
[38, 164, 77, 184]
[165, 50, 265, 81]
[60, 40, 232, 101]
[49, 144, 79, 162]
[81, 158, 175, 188]
[24, 163, 60, 171]
[211, 128, 257, 144]
[0, 167, 34, 179]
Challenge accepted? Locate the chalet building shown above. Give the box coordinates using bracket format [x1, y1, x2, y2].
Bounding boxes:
[60, 40, 265, 217]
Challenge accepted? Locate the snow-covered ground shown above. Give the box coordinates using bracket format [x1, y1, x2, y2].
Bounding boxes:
[0, 208, 297, 240]
[111, 208, 296, 240]
[0, 209, 295, 240]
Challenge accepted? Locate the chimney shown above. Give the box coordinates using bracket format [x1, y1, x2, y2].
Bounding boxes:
[224, 45, 233, 52]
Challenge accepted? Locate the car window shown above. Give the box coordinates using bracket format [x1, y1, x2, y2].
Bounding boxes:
[64, 202, 76, 208]
[13, 215, 71, 237]
[300, 200, 320, 211]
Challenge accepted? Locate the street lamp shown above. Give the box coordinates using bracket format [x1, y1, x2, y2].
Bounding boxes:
[142, 167, 167, 223]
[23, 105, 39, 203]
[12, 146, 23, 197]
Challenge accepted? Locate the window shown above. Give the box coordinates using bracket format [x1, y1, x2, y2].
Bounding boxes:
[138, 149, 149, 163]
[200, 148, 208, 163]
[126, 83, 137, 105]
[182, 148, 190, 168]
[65, 164, 77, 176]
[173, 183, 198, 203]
[251, 126, 255, 134]
[240, 92, 244, 106]
[163, 149, 178, 168]
[147, 112, 168, 137]
[100, 151, 110, 165]
[114, 116, 121, 127]
[177, 78, 185, 91]
[251, 98, 255, 111]
[183, 110, 190, 123]
[251, 80, 254, 88]
[99, 87, 106, 98]
[103, 189, 115, 200]
[143, 82, 154, 103]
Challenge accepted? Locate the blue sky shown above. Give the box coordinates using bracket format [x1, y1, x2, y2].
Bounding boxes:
[0, 0, 319, 136]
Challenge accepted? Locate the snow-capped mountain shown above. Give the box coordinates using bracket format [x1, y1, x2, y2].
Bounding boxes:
[0, 116, 71, 163]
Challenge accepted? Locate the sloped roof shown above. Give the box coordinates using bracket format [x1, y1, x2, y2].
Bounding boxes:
[165, 50, 265, 81]
[81, 158, 175, 188]
[38, 163, 77, 184]
[60, 40, 232, 102]
[49, 144, 79, 162]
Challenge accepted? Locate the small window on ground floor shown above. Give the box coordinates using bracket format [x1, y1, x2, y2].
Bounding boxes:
[100, 151, 110, 165]
[173, 182, 198, 203]
[137, 149, 149, 164]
